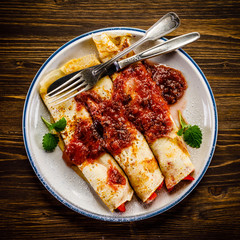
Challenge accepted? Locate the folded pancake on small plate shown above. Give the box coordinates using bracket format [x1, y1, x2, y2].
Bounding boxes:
[93, 33, 194, 190]
[39, 54, 133, 212]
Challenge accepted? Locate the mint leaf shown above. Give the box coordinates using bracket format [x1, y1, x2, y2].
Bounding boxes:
[183, 125, 202, 148]
[52, 117, 67, 132]
[41, 116, 66, 132]
[41, 116, 67, 152]
[177, 128, 184, 136]
[42, 133, 59, 151]
[178, 110, 202, 148]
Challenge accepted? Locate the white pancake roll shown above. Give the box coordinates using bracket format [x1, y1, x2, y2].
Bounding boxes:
[150, 119, 194, 189]
[39, 58, 133, 212]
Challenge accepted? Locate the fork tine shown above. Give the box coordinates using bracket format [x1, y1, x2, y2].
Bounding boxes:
[48, 82, 88, 104]
[46, 77, 84, 99]
[52, 85, 91, 106]
[74, 81, 89, 91]
[47, 72, 82, 97]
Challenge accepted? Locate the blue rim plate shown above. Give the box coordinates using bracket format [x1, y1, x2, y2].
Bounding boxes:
[22, 27, 218, 222]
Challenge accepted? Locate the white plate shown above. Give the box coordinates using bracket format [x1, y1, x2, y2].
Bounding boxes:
[22, 27, 218, 222]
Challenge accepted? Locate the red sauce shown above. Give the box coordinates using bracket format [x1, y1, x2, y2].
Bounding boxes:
[64, 119, 105, 166]
[64, 61, 187, 164]
[107, 165, 126, 187]
[145, 62, 187, 105]
[75, 92, 136, 156]
[113, 62, 173, 143]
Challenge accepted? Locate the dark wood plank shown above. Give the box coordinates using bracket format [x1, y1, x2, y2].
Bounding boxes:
[0, 0, 240, 239]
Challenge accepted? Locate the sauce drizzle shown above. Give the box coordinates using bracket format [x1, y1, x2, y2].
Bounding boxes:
[107, 164, 126, 188]
[113, 62, 173, 143]
[75, 91, 136, 156]
[64, 119, 105, 166]
[145, 62, 187, 105]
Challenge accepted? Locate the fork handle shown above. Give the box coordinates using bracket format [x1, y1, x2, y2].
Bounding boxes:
[115, 32, 200, 70]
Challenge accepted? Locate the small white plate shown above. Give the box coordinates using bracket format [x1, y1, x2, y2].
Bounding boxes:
[22, 28, 218, 222]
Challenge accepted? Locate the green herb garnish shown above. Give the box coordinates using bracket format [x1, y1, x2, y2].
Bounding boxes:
[177, 111, 202, 148]
[42, 133, 59, 152]
[41, 116, 67, 152]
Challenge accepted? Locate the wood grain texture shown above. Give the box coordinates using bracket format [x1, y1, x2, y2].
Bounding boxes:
[0, 0, 240, 239]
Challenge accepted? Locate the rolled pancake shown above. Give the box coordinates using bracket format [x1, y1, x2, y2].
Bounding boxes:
[39, 55, 133, 212]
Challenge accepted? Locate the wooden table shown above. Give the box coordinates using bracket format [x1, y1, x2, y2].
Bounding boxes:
[1, 0, 239, 239]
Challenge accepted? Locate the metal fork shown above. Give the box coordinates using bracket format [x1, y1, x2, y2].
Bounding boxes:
[46, 12, 180, 104]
